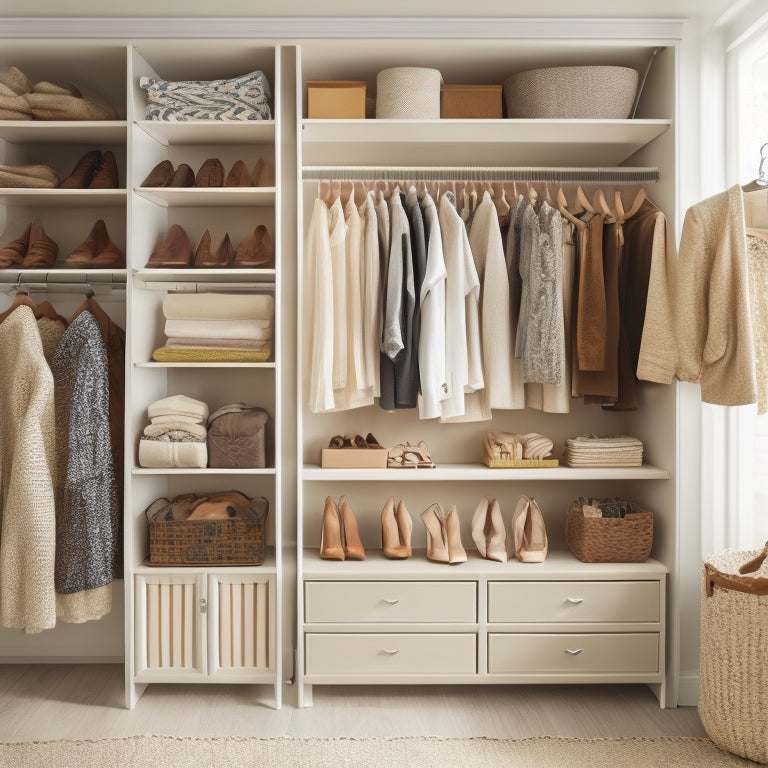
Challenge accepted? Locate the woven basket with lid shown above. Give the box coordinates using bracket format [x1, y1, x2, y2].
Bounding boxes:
[376, 67, 442, 119]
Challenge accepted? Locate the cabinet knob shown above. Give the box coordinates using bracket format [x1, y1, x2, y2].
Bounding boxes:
[200, 597, 207, 613]
[381, 648, 400, 655]
[566, 597, 584, 604]
[565, 648, 583, 655]
[382, 598, 400, 606]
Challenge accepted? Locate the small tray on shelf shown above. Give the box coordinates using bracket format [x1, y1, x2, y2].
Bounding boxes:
[483, 457, 560, 469]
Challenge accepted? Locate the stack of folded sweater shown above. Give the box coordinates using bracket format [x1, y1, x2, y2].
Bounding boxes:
[564, 435, 644, 467]
[152, 292, 274, 362]
[138, 395, 209, 468]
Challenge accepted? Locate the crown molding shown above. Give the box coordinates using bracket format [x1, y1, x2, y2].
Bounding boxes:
[0, 16, 686, 40]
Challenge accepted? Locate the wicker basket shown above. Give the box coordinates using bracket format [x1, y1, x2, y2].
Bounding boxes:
[376, 67, 442, 119]
[700, 546, 768, 764]
[503, 65, 638, 119]
[565, 499, 653, 563]
[146, 493, 268, 566]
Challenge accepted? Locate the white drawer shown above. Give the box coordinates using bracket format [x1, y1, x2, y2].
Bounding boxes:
[488, 581, 660, 624]
[488, 633, 659, 675]
[305, 581, 476, 623]
[305, 633, 476, 675]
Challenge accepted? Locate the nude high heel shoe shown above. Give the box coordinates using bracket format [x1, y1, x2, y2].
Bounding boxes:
[421, 503, 450, 563]
[444, 505, 467, 565]
[471, 497, 507, 562]
[320, 496, 344, 561]
[511, 495, 548, 563]
[381, 497, 412, 559]
[339, 495, 365, 560]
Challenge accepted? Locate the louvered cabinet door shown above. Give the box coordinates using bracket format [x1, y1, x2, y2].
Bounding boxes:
[134, 573, 206, 681]
[207, 573, 276, 680]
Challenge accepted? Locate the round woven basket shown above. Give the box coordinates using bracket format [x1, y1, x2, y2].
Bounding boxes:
[376, 67, 442, 120]
[503, 65, 638, 119]
[700, 548, 768, 764]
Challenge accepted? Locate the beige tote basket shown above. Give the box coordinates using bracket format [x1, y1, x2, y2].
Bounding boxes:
[503, 65, 638, 119]
[700, 544, 768, 764]
[376, 67, 442, 119]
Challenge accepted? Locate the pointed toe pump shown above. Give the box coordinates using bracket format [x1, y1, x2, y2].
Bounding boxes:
[339, 495, 365, 560]
[194, 157, 224, 187]
[381, 497, 412, 559]
[421, 503, 450, 564]
[320, 496, 344, 561]
[471, 497, 507, 562]
[445, 505, 467, 565]
[512, 495, 548, 563]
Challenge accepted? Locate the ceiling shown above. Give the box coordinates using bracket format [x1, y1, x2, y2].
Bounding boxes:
[0, 0, 741, 19]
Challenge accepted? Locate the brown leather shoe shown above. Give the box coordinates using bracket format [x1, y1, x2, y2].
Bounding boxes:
[89, 150, 119, 188]
[225, 159, 252, 187]
[146, 224, 192, 268]
[21, 219, 58, 268]
[192, 229, 212, 267]
[193, 230, 234, 267]
[213, 232, 235, 266]
[59, 149, 101, 189]
[65, 219, 123, 268]
[251, 158, 275, 187]
[0, 222, 31, 268]
[233, 224, 274, 268]
[170, 163, 195, 187]
[141, 159, 174, 187]
[194, 158, 224, 187]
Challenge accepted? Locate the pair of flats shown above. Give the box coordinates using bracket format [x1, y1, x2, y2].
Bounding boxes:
[59, 149, 119, 189]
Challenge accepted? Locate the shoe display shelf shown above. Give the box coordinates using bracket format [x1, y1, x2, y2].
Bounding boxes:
[124, 41, 283, 710]
[294, 38, 680, 708]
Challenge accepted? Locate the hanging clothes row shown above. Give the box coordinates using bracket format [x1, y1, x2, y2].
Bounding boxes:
[304, 177, 667, 422]
[0, 287, 125, 634]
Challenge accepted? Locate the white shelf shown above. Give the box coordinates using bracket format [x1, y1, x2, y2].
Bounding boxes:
[0, 121, 127, 144]
[301, 118, 671, 167]
[134, 361, 276, 369]
[132, 268, 276, 287]
[132, 467, 276, 475]
[135, 550, 278, 574]
[302, 463, 671, 482]
[136, 119, 275, 146]
[0, 189, 126, 207]
[302, 548, 668, 579]
[134, 186, 275, 208]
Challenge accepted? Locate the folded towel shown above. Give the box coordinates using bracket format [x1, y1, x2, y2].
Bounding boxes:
[152, 344, 272, 363]
[147, 394, 209, 423]
[164, 317, 272, 341]
[149, 414, 208, 426]
[143, 421, 208, 440]
[162, 292, 274, 321]
[138, 437, 208, 469]
[165, 337, 270, 350]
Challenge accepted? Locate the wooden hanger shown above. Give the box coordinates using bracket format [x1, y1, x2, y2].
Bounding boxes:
[575, 185, 595, 214]
[593, 187, 616, 219]
[615, 185, 647, 221]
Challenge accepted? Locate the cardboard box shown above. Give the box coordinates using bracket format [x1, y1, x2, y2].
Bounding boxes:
[307, 80, 366, 119]
[440, 84, 503, 119]
[321, 448, 388, 468]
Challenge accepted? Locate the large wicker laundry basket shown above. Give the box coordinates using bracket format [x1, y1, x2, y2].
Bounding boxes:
[503, 65, 638, 119]
[376, 67, 442, 119]
[700, 544, 768, 764]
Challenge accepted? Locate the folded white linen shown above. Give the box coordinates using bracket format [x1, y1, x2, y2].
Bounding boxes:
[147, 394, 209, 422]
[139, 437, 208, 469]
[163, 292, 274, 320]
[165, 337, 271, 350]
[143, 421, 208, 440]
[164, 317, 272, 341]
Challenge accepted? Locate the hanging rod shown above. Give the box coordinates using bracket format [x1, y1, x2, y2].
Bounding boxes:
[302, 166, 660, 183]
[0, 277, 126, 294]
[134, 280, 276, 293]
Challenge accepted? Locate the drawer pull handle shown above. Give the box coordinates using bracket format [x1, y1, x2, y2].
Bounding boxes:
[382, 648, 400, 655]
[382, 598, 400, 606]
[565, 648, 583, 655]
[566, 597, 584, 605]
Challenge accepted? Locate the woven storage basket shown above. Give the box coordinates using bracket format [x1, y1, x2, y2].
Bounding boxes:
[146, 492, 268, 566]
[376, 67, 442, 119]
[700, 546, 768, 764]
[503, 66, 638, 119]
[565, 499, 653, 562]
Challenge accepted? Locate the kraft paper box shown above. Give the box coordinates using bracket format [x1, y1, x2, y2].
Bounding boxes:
[440, 84, 503, 119]
[307, 81, 366, 119]
[321, 448, 388, 468]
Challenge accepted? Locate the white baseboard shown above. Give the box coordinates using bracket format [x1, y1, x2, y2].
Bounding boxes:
[0, 656, 124, 664]
[677, 674, 700, 706]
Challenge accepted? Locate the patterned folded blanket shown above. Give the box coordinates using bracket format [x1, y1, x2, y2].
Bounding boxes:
[140, 70, 272, 121]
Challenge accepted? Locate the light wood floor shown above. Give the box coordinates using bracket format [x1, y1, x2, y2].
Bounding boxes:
[0, 664, 705, 743]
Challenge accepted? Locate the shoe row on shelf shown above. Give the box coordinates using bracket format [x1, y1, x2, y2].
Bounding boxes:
[140, 157, 274, 188]
[145, 223, 274, 269]
[318, 494, 548, 565]
[0, 218, 124, 269]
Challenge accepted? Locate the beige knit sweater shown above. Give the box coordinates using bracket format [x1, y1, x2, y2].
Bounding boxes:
[0, 306, 57, 633]
[637, 184, 757, 407]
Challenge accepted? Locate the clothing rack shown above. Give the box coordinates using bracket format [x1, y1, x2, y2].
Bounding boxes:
[302, 166, 660, 184]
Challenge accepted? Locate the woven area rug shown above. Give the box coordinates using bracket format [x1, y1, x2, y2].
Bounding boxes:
[0, 735, 760, 767]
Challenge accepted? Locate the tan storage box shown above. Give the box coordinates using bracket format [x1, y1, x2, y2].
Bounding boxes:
[307, 80, 366, 119]
[441, 84, 503, 119]
[321, 448, 388, 468]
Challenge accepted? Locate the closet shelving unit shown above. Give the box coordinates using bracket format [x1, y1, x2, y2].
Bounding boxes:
[295, 37, 680, 707]
[123, 41, 282, 709]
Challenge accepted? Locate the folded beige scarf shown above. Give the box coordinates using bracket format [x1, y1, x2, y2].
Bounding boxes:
[163, 292, 273, 320]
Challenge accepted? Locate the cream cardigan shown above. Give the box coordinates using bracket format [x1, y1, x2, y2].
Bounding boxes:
[638, 184, 757, 406]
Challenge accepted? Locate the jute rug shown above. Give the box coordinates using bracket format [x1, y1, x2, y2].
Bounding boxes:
[0, 735, 761, 768]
